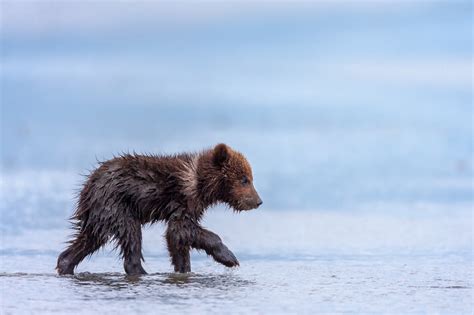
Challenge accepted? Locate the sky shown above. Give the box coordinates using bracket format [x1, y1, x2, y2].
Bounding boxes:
[0, 0, 472, 214]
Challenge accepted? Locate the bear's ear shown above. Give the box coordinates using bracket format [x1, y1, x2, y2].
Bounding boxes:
[213, 143, 229, 167]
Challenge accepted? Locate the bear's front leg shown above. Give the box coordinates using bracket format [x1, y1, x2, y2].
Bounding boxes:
[166, 218, 192, 273]
[193, 227, 239, 268]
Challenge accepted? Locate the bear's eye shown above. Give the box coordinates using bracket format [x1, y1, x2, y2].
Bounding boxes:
[241, 176, 249, 185]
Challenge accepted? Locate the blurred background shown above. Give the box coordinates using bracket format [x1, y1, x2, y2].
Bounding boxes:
[0, 1, 472, 256]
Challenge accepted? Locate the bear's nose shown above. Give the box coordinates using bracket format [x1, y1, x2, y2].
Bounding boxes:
[256, 200, 263, 207]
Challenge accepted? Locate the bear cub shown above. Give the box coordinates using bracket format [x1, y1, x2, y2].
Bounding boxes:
[57, 144, 262, 275]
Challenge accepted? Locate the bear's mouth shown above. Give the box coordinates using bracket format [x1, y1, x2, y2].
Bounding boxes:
[236, 205, 255, 211]
[233, 199, 262, 211]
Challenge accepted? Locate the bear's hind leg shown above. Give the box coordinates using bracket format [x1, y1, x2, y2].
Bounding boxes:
[115, 219, 147, 276]
[57, 230, 105, 275]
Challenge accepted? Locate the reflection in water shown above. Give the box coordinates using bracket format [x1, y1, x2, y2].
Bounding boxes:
[71, 271, 255, 291]
[64, 270, 257, 306]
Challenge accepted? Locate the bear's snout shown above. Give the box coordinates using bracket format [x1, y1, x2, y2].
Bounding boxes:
[245, 188, 262, 210]
[251, 186, 263, 209]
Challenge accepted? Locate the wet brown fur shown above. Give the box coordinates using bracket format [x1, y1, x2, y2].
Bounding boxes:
[56, 144, 262, 275]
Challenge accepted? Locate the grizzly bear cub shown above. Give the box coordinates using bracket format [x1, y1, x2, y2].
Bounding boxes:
[56, 144, 262, 275]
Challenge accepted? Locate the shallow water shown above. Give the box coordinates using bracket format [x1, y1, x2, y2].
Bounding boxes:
[1, 253, 472, 314]
[1, 208, 473, 314]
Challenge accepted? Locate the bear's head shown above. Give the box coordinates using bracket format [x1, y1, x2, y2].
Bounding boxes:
[210, 143, 262, 211]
